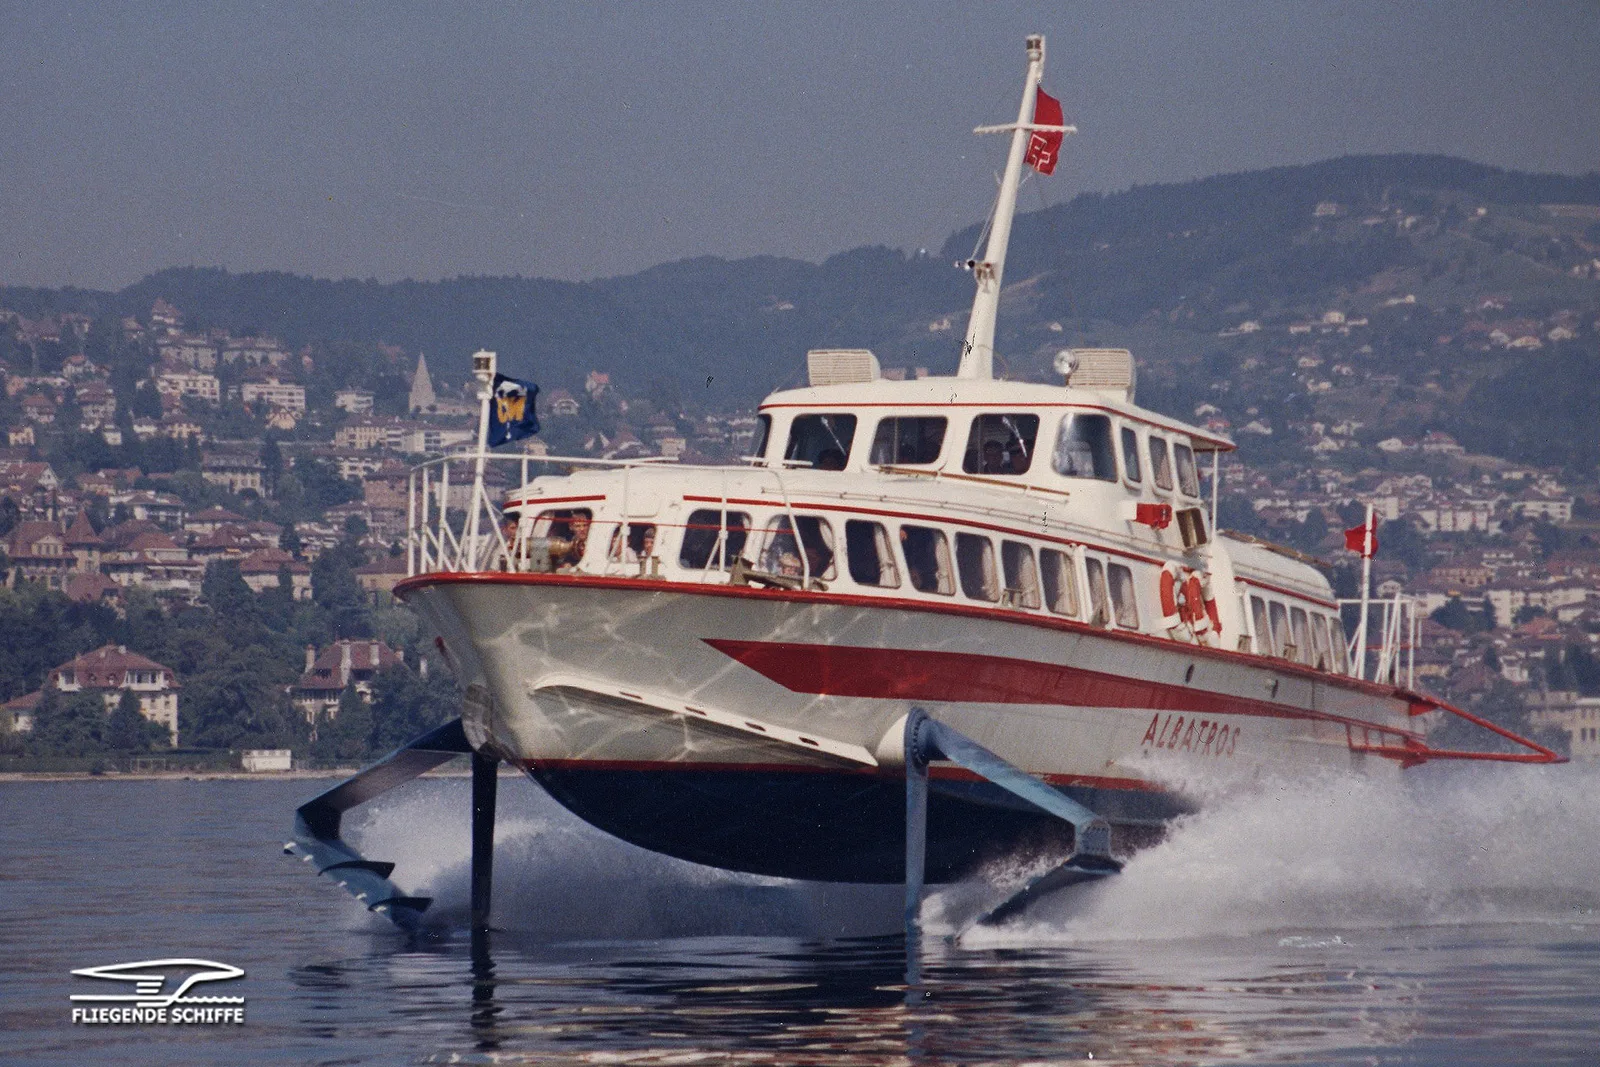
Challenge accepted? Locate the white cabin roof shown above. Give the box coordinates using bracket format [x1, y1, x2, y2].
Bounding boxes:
[758, 376, 1234, 452]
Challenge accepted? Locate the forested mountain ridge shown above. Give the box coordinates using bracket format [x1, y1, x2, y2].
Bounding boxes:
[3, 152, 1598, 467]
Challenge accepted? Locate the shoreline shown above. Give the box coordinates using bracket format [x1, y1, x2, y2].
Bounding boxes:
[0, 766, 503, 783]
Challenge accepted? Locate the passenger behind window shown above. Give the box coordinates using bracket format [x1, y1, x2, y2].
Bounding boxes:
[784, 414, 857, 469]
[900, 526, 953, 594]
[1052, 413, 1117, 480]
[963, 414, 1040, 475]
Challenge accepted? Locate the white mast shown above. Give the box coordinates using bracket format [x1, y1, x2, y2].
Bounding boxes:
[957, 34, 1073, 380]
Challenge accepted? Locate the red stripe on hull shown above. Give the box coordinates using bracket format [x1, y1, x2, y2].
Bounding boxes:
[522, 757, 1165, 793]
[704, 638, 1421, 738]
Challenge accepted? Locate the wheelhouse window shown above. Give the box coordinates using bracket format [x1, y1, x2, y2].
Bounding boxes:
[1250, 595, 1271, 655]
[1040, 548, 1079, 617]
[963, 414, 1040, 475]
[869, 416, 947, 465]
[750, 414, 772, 459]
[1108, 563, 1140, 629]
[844, 520, 900, 588]
[1149, 435, 1174, 491]
[1051, 412, 1117, 480]
[1001, 541, 1041, 609]
[1120, 426, 1142, 484]
[784, 414, 857, 470]
[759, 515, 837, 581]
[900, 525, 954, 595]
[1174, 442, 1201, 497]
[1269, 601, 1293, 660]
[1085, 557, 1112, 627]
[679, 509, 751, 570]
[955, 533, 1000, 602]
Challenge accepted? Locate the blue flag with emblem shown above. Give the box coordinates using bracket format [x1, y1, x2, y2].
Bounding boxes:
[488, 373, 540, 446]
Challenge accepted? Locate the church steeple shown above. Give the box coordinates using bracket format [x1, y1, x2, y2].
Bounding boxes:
[409, 353, 437, 413]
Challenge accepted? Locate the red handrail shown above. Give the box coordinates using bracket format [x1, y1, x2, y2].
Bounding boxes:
[1347, 691, 1565, 767]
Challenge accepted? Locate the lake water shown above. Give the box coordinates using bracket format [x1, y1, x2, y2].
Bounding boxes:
[4, 763, 1600, 1065]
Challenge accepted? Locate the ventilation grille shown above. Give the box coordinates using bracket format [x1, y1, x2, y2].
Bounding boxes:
[806, 349, 881, 387]
[1066, 348, 1137, 401]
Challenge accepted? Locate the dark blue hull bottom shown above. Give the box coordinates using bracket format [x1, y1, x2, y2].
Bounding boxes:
[526, 765, 1187, 883]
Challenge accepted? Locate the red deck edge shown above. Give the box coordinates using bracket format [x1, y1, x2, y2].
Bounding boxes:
[1349, 693, 1565, 767]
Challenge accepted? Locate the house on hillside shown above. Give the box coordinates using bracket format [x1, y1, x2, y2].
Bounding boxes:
[291, 640, 406, 720]
[43, 644, 180, 744]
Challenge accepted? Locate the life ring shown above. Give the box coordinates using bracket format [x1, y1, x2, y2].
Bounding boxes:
[1158, 562, 1183, 631]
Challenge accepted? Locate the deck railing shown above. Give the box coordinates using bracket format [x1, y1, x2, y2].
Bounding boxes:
[1338, 592, 1419, 688]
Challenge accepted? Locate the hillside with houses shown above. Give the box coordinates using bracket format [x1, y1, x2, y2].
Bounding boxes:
[1, 152, 1598, 766]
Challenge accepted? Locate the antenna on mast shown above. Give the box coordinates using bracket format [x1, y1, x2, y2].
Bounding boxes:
[956, 34, 1075, 380]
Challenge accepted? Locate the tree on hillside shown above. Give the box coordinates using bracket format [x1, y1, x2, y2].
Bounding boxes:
[107, 688, 166, 751]
[28, 689, 111, 758]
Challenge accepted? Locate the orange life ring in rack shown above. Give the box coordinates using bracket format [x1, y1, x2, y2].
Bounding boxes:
[1158, 562, 1183, 632]
[1181, 571, 1209, 634]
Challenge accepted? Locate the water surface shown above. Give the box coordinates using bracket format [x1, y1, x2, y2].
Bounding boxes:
[3, 765, 1598, 1065]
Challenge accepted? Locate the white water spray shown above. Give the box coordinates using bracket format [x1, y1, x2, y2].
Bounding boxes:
[958, 762, 1600, 947]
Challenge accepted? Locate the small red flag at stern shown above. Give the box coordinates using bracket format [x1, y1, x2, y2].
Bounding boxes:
[1344, 516, 1380, 557]
[1025, 88, 1064, 175]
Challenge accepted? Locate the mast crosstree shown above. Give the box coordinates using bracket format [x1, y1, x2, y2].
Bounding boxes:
[957, 33, 1076, 380]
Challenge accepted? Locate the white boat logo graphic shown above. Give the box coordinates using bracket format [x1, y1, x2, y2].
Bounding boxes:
[70, 959, 245, 1009]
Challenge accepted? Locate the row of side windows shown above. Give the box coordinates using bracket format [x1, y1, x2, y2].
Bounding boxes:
[778, 411, 1202, 497]
[529, 505, 1146, 634]
[1248, 594, 1349, 673]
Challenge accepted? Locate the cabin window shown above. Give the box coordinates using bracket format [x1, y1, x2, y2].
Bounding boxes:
[784, 414, 857, 470]
[1174, 443, 1201, 497]
[1290, 607, 1312, 665]
[1120, 426, 1142, 484]
[1269, 601, 1292, 660]
[1001, 541, 1041, 609]
[1309, 612, 1332, 671]
[679, 509, 750, 570]
[900, 525, 954, 595]
[1108, 563, 1140, 629]
[1051, 413, 1117, 480]
[955, 533, 1000, 602]
[760, 515, 837, 580]
[751, 414, 772, 459]
[869, 416, 947, 465]
[1149, 436, 1174, 491]
[962, 414, 1040, 475]
[1329, 615, 1351, 673]
[1085, 557, 1112, 627]
[1040, 548, 1079, 617]
[844, 520, 900, 588]
[1249, 595, 1272, 654]
[531, 508, 593, 570]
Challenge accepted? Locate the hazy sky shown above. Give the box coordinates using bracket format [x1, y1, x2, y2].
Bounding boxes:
[4, 1, 1598, 291]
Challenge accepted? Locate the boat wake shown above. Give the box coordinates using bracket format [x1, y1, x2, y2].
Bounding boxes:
[952, 761, 1600, 947]
[346, 762, 1600, 945]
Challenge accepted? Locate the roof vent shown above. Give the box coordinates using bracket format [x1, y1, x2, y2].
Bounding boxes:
[1061, 347, 1137, 402]
[806, 349, 881, 387]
